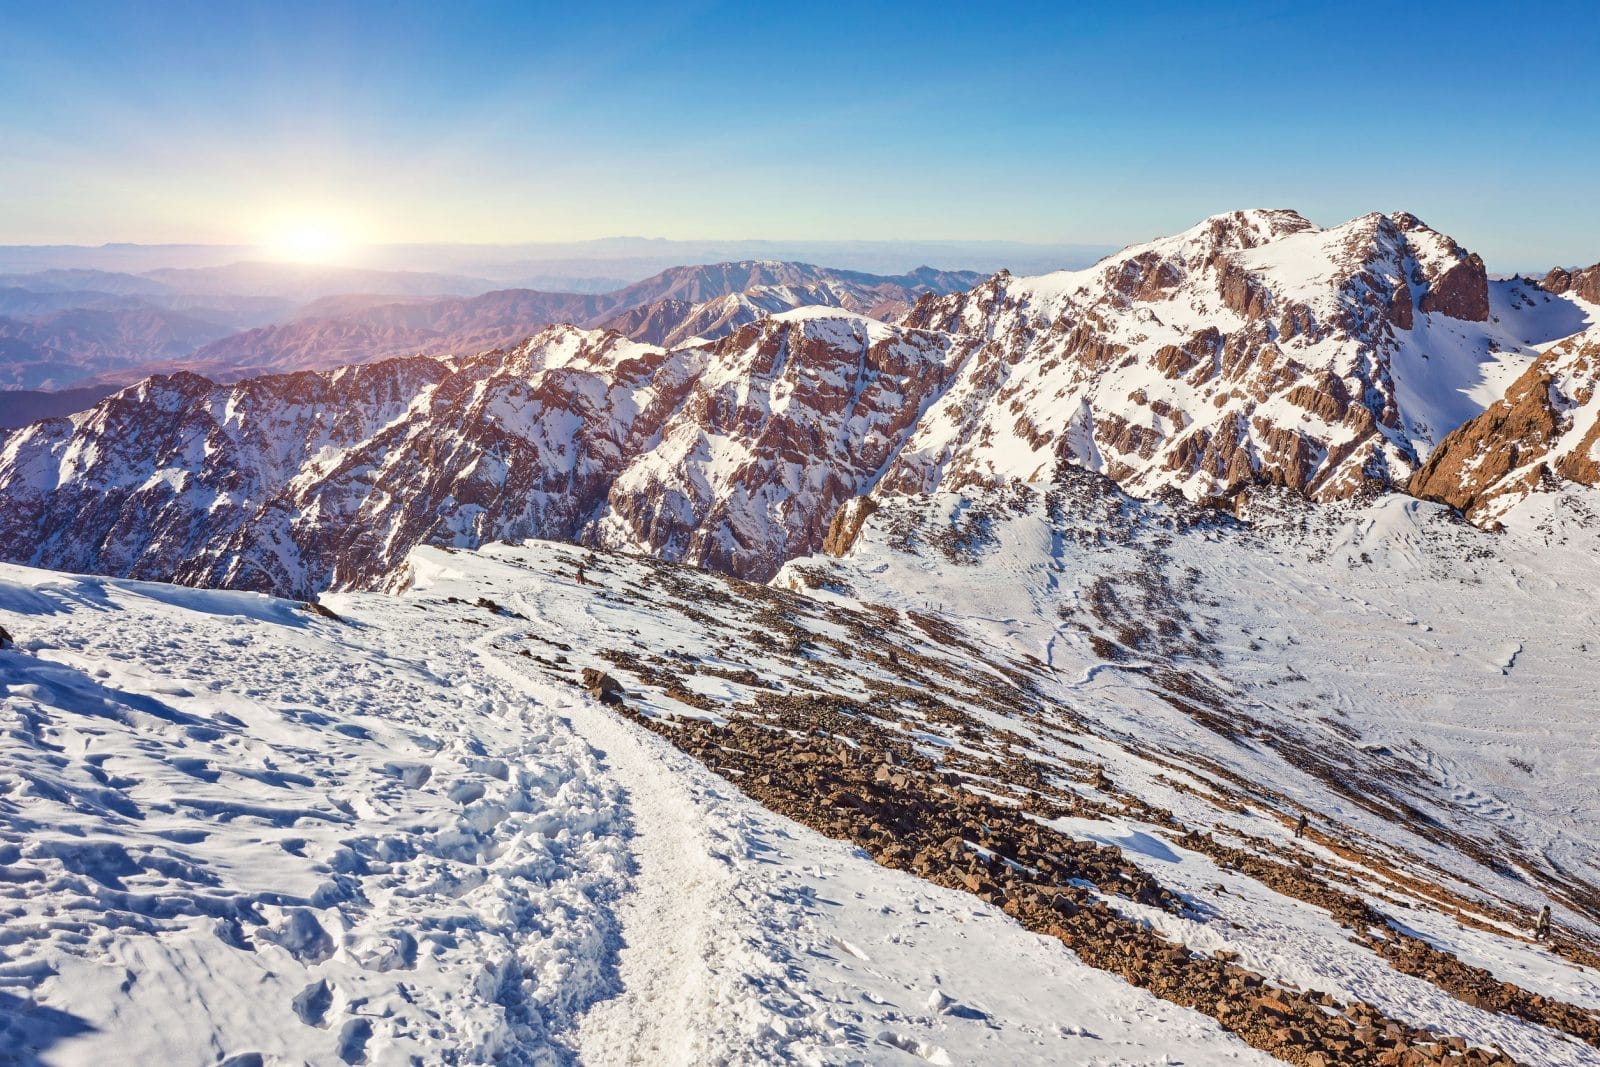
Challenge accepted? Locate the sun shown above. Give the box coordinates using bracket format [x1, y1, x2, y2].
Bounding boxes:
[263, 221, 349, 264]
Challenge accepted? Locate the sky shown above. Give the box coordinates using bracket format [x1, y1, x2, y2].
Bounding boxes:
[2, 0, 1597, 270]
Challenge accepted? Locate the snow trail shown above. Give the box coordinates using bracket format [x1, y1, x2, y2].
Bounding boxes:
[472, 623, 727, 1064]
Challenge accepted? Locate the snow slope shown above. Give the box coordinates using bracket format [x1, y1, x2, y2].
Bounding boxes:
[0, 560, 1280, 1066]
[787, 476, 1600, 948]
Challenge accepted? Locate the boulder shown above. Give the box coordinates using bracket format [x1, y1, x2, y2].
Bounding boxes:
[581, 667, 625, 706]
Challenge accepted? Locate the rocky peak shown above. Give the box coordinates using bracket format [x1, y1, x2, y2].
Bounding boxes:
[1200, 207, 1317, 249]
[1389, 212, 1490, 322]
[1541, 263, 1600, 305]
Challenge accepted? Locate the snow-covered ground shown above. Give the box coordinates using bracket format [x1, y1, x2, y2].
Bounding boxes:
[0, 561, 1277, 1066]
[789, 480, 1600, 943]
[4, 477, 1600, 1065]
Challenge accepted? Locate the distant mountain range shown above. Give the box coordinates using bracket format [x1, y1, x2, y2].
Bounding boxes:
[0, 237, 1114, 281]
[0, 262, 500, 389]
[0, 306, 237, 389]
[179, 261, 980, 380]
[1, 208, 1594, 599]
[0, 259, 981, 392]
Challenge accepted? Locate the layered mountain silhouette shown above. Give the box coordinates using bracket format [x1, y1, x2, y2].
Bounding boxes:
[180, 261, 979, 379]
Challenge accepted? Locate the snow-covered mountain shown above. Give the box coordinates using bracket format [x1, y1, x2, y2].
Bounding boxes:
[0, 210, 1594, 601]
[3, 466, 1598, 1064]
[597, 265, 980, 347]
[0, 313, 956, 592]
[886, 209, 1592, 504]
[0, 260, 976, 393]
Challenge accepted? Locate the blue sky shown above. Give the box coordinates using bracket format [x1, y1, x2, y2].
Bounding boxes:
[2, 0, 1596, 268]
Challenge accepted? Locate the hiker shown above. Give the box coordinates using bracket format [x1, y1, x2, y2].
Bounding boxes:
[1294, 813, 1308, 839]
[0, 624, 12, 650]
[575, 566, 586, 586]
[1534, 905, 1552, 941]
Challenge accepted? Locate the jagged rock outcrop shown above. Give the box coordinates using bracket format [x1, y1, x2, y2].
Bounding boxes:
[822, 496, 878, 556]
[1540, 263, 1600, 306]
[1410, 328, 1600, 522]
[1393, 212, 1490, 321]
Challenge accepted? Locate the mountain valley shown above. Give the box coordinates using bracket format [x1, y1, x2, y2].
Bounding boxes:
[2, 209, 1599, 1067]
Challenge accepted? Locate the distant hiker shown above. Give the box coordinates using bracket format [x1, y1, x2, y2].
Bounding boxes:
[1534, 905, 1552, 941]
[0, 624, 11, 650]
[575, 566, 587, 586]
[1294, 813, 1308, 839]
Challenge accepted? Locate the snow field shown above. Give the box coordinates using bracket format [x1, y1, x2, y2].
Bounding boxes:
[0, 569, 630, 1065]
[1, 558, 1285, 1065]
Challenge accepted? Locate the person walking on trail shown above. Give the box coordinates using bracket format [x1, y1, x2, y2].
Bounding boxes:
[575, 566, 587, 587]
[1294, 813, 1308, 839]
[1534, 904, 1552, 941]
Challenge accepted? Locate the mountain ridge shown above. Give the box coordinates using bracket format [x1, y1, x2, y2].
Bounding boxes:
[0, 208, 1593, 599]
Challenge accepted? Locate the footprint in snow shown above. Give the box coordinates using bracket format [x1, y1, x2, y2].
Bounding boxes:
[261, 908, 334, 963]
[336, 1017, 372, 1064]
[292, 979, 333, 1027]
[876, 1030, 953, 1065]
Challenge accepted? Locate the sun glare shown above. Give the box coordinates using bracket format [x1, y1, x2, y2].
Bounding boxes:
[264, 222, 348, 264]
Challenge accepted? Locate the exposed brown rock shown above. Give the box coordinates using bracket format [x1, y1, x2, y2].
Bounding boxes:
[580, 667, 625, 705]
[1418, 253, 1490, 322]
[1410, 330, 1600, 520]
[1218, 262, 1273, 319]
[1389, 280, 1415, 330]
[822, 496, 878, 557]
[1541, 264, 1600, 305]
[1285, 370, 1355, 424]
[1110, 251, 1183, 302]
